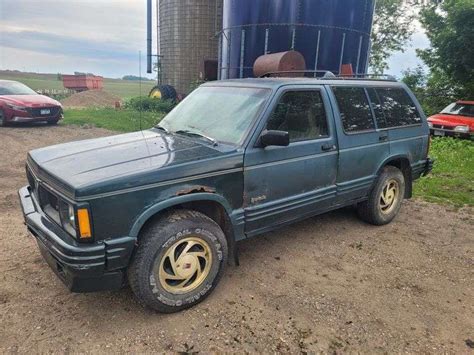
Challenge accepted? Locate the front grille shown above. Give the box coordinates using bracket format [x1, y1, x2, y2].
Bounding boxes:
[27, 107, 61, 118]
[433, 124, 454, 131]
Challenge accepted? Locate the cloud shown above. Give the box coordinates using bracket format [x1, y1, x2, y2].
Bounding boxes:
[1, 30, 137, 62]
[386, 27, 430, 77]
[0, 0, 154, 77]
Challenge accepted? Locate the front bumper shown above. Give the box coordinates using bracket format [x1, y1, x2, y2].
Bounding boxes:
[429, 128, 472, 139]
[10, 114, 63, 123]
[18, 186, 135, 292]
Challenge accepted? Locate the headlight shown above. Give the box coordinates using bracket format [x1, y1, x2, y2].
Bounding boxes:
[59, 201, 77, 237]
[428, 121, 433, 128]
[454, 125, 469, 133]
[6, 103, 28, 112]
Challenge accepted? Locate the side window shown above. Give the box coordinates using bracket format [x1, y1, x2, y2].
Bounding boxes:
[375, 87, 422, 127]
[332, 87, 375, 133]
[267, 90, 329, 142]
[367, 88, 387, 129]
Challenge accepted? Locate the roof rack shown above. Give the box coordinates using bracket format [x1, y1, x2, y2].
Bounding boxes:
[259, 70, 397, 81]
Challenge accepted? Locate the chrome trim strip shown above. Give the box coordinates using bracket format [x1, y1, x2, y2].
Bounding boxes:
[75, 167, 244, 201]
[245, 188, 337, 222]
[244, 151, 338, 171]
[339, 141, 389, 152]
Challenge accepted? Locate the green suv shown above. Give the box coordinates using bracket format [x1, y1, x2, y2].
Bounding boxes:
[19, 77, 433, 313]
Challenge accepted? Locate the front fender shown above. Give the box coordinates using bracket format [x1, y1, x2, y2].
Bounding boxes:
[128, 192, 235, 238]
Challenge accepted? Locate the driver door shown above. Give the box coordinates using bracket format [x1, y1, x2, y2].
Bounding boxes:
[243, 86, 338, 237]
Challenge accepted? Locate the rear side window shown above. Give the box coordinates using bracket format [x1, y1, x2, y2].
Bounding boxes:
[332, 87, 375, 133]
[267, 90, 329, 142]
[367, 88, 387, 128]
[375, 87, 422, 127]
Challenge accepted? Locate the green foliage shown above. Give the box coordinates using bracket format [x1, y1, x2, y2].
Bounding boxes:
[402, 66, 458, 116]
[417, 0, 474, 100]
[123, 96, 176, 113]
[62, 108, 165, 132]
[414, 137, 474, 206]
[189, 80, 205, 93]
[370, 0, 417, 74]
[122, 75, 153, 81]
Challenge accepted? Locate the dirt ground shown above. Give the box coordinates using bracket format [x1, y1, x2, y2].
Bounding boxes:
[0, 124, 473, 354]
[61, 90, 121, 108]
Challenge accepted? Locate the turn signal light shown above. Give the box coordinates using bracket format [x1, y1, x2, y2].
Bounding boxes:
[77, 208, 92, 239]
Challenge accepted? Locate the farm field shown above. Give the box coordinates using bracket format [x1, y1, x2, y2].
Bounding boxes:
[63, 108, 165, 132]
[0, 70, 156, 99]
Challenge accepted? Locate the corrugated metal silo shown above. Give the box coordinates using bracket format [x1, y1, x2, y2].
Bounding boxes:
[158, 0, 222, 94]
[219, 0, 375, 79]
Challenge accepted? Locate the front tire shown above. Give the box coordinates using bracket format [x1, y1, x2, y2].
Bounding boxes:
[128, 209, 228, 313]
[357, 166, 405, 225]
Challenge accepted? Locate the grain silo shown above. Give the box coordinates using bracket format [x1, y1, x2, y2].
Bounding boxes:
[219, 0, 375, 79]
[156, 0, 222, 94]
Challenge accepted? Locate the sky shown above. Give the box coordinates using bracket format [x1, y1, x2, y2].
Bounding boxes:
[0, 0, 429, 79]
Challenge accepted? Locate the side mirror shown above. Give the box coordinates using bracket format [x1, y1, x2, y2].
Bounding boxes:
[260, 130, 290, 147]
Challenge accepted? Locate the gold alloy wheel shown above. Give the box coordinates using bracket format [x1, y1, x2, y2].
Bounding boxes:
[156, 236, 212, 294]
[379, 178, 400, 214]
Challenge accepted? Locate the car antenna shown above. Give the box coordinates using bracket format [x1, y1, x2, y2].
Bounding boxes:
[139, 50, 143, 132]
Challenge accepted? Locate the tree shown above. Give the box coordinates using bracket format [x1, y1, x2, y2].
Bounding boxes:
[418, 0, 474, 99]
[370, 0, 417, 74]
[402, 66, 458, 115]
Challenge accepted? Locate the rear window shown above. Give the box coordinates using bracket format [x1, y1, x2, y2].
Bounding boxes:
[332, 87, 375, 133]
[375, 87, 421, 127]
[367, 88, 387, 128]
[441, 102, 474, 117]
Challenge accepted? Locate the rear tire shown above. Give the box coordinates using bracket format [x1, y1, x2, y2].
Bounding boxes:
[47, 119, 58, 125]
[357, 166, 405, 225]
[128, 209, 228, 313]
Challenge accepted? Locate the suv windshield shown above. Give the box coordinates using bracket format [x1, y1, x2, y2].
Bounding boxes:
[159, 86, 270, 145]
[0, 81, 38, 95]
[441, 102, 474, 118]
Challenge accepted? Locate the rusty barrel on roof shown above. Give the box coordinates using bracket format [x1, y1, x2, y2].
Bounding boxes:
[253, 51, 306, 77]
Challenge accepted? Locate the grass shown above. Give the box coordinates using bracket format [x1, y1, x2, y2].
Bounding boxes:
[63, 108, 165, 133]
[0, 70, 156, 100]
[61, 109, 473, 207]
[414, 137, 474, 207]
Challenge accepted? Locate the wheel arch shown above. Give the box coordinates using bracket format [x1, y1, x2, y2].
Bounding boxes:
[129, 193, 238, 262]
[376, 155, 413, 198]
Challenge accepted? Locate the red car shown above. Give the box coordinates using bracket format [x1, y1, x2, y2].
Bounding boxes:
[427, 100, 474, 139]
[0, 80, 63, 126]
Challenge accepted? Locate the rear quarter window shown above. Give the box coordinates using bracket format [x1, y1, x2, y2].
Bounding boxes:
[332, 86, 375, 133]
[375, 87, 422, 127]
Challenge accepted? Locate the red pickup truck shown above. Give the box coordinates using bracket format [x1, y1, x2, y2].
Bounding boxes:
[427, 101, 474, 139]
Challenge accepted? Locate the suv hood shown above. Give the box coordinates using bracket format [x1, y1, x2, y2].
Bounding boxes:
[28, 129, 239, 198]
[1, 94, 61, 107]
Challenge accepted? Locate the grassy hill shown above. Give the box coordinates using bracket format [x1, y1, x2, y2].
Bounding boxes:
[0, 70, 157, 99]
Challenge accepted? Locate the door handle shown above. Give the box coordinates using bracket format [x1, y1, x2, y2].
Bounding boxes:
[379, 134, 388, 142]
[321, 143, 336, 151]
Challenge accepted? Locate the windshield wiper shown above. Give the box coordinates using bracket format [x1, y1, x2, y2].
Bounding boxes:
[155, 124, 169, 133]
[174, 129, 218, 146]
